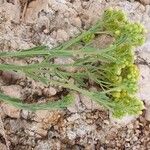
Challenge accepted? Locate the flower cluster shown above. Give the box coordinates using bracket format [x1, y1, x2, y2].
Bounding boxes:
[100, 9, 145, 117]
[103, 9, 145, 44]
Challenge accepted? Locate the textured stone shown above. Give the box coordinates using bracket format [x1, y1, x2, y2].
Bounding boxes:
[1, 103, 20, 119]
[138, 65, 150, 105]
[27, 122, 48, 137]
[34, 110, 62, 124]
[56, 29, 69, 42]
[1, 85, 22, 99]
[145, 105, 150, 121]
[42, 87, 57, 97]
[21, 110, 29, 119]
[0, 143, 7, 150]
[140, 0, 150, 5]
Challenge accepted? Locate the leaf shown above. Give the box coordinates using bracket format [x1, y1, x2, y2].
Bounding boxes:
[0, 92, 74, 111]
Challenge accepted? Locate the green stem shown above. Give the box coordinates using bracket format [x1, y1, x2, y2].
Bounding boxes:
[0, 92, 74, 111]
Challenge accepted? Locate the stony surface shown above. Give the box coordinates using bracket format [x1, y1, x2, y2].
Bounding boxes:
[145, 105, 150, 121]
[1, 103, 20, 119]
[0, 0, 150, 149]
[140, 0, 150, 5]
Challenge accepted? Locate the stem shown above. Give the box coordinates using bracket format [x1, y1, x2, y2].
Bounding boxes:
[58, 21, 104, 50]
[0, 92, 74, 111]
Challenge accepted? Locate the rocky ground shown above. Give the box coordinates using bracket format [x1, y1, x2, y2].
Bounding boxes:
[0, 0, 150, 149]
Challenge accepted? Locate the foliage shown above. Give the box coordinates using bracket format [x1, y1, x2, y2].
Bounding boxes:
[0, 9, 146, 118]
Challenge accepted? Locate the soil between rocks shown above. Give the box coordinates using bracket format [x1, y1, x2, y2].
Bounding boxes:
[0, 0, 150, 149]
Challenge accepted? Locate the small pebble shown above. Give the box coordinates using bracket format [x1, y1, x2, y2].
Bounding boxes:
[42, 87, 57, 97]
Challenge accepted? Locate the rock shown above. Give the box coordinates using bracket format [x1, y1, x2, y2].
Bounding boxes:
[92, 35, 115, 49]
[145, 105, 150, 121]
[1, 71, 23, 84]
[67, 113, 81, 122]
[81, 95, 104, 110]
[54, 57, 74, 65]
[9, 119, 22, 132]
[34, 110, 62, 124]
[34, 141, 51, 150]
[56, 29, 69, 42]
[21, 110, 29, 119]
[0, 0, 4, 5]
[67, 93, 84, 113]
[54, 57, 75, 72]
[0, 143, 7, 150]
[42, 87, 57, 97]
[71, 17, 82, 28]
[1, 85, 22, 99]
[1, 103, 20, 118]
[67, 93, 104, 113]
[127, 123, 134, 129]
[110, 115, 137, 125]
[2, 1, 21, 23]
[138, 65, 150, 105]
[0, 107, 6, 118]
[139, 4, 146, 12]
[26, 122, 48, 137]
[140, 0, 150, 5]
[138, 40, 150, 63]
[24, 0, 50, 23]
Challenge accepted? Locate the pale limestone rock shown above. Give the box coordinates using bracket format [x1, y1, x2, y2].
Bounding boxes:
[67, 113, 81, 122]
[0, 143, 7, 150]
[27, 122, 48, 137]
[81, 95, 104, 110]
[56, 29, 69, 42]
[24, 0, 50, 23]
[42, 87, 57, 97]
[21, 110, 29, 119]
[138, 34, 150, 64]
[111, 115, 137, 126]
[54, 57, 75, 72]
[67, 93, 104, 113]
[71, 17, 82, 28]
[0, 107, 6, 118]
[67, 93, 85, 113]
[138, 65, 150, 105]
[34, 110, 62, 124]
[54, 57, 74, 65]
[145, 105, 150, 121]
[140, 0, 150, 5]
[34, 141, 51, 150]
[1, 103, 20, 118]
[0, 0, 4, 5]
[1, 85, 22, 98]
[1, 1, 21, 23]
